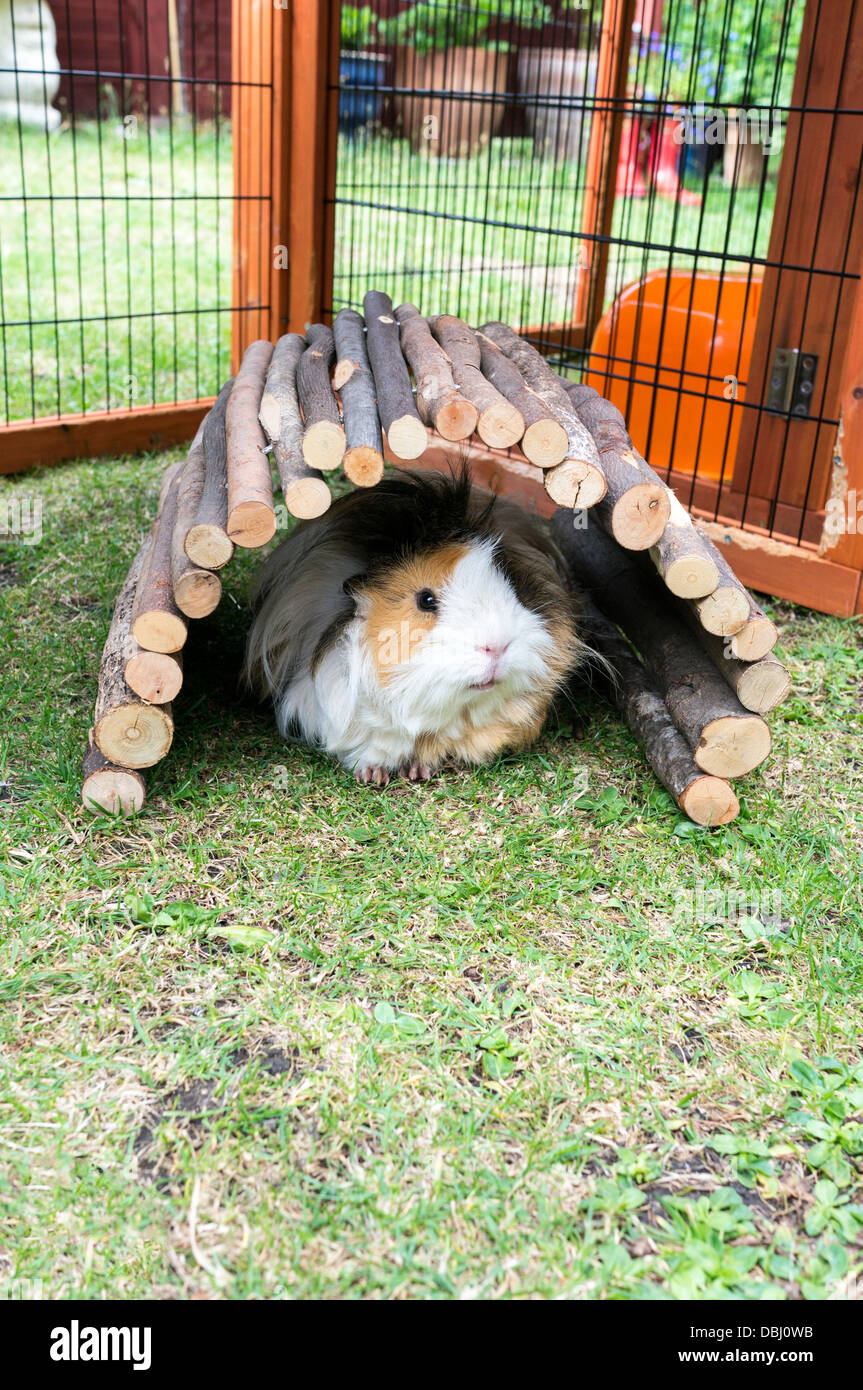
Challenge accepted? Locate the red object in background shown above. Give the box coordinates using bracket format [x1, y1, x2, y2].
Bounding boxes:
[647, 115, 702, 205]
[586, 269, 762, 482]
[48, 0, 230, 120]
[615, 117, 648, 197]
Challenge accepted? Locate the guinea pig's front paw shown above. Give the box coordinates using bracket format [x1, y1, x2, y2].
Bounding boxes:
[355, 764, 392, 788]
[399, 761, 436, 782]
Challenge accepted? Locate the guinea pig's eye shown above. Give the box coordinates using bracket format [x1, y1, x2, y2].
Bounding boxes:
[415, 588, 438, 614]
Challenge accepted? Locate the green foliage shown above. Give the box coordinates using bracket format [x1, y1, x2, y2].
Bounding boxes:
[340, 5, 380, 52]
[633, 0, 804, 106]
[377, 0, 552, 55]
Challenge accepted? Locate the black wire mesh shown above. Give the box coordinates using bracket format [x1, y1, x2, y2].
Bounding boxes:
[328, 0, 859, 542]
[0, 0, 242, 424]
[2, 1, 859, 551]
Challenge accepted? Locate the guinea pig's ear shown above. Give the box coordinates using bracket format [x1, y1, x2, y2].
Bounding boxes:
[342, 572, 367, 602]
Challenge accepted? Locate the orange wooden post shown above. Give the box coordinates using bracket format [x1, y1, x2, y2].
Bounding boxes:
[731, 0, 863, 517]
[286, 0, 340, 332]
[573, 0, 637, 336]
[231, 0, 274, 367]
[819, 251, 863, 607]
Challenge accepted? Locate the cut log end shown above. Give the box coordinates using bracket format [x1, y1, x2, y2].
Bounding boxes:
[694, 715, 771, 779]
[730, 616, 779, 661]
[173, 568, 223, 619]
[124, 650, 183, 705]
[477, 399, 525, 450]
[227, 500, 277, 549]
[434, 396, 479, 442]
[695, 585, 752, 636]
[521, 417, 569, 468]
[544, 459, 607, 510]
[661, 553, 720, 599]
[82, 765, 146, 816]
[130, 609, 187, 655]
[184, 523, 234, 571]
[386, 414, 428, 460]
[609, 482, 671, 550]
[734, 658, 793, 714]
[284, 475, 333, 518]
[94, 703, 174, 770]
[343, 445, 385, 488]
[302, 419, 347, 472]
[678, 776, 740, 828]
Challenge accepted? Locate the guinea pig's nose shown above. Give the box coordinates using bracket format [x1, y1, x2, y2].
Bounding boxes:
[480, 642, 509, 660]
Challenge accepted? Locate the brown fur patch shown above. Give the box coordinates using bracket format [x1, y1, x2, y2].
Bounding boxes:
[364, 543, 469, 681]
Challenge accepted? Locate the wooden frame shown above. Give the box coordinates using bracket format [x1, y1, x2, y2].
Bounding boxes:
[731, 0, 863, 518]
[0, 0, 860, 620]
[573, 0, 637, 335]
[286, 0, 340, 334]
[0, 400, 213, 477]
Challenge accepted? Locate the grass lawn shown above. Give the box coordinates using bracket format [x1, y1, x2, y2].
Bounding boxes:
[0, 120, 232, 423]
[1, 120, 774, 422]
[333, 130, 775, 333]
[1, 449, 861, 1300]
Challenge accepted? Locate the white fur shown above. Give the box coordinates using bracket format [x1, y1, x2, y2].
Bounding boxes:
[275, 538, 556, 774]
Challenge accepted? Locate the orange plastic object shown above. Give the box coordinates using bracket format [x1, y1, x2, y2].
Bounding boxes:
[586, 269, 762, 481]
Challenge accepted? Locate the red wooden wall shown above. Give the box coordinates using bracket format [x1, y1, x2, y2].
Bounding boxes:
[49, 0, 231, 120]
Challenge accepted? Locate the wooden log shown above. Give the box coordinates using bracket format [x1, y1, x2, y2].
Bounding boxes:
[95, 535, 174, 769]
[661, 575, 791, 713]
[479, 322, 605, 479]
[170, 421, 223, 619]
[226, 339, 277, 548]
[650, 490, 720, 598]
[580, 600, 739, 826]
[565, 378, 776, 654]
[429, 314, 524, 449]
[694, 542, 778, 656]
[684, 630, 792, 714]
[475, 329, 568, 465]
[185, 378, 234, 570]
[654, 499, 779, 658]
[393, 303, 478, 441]
[298, 323, 347, 471]
[723, 652, 792, 714]
[131, 459, 188, 653]
[694, 584, 751, 636]
[259, 333, 332, 516]
[561, 380, 671, 550]
[363, 289, 427, 459]
[549, 510, 771, 779]
[81, 731, 146, 816]
[727, 605, 780, 662]
[124, 644, 183, 705]
[332, 309, 385, 487]
[543, 457, 608, 511]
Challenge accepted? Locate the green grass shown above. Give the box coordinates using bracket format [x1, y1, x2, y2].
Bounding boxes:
[1, 450, 861, 1300]
[0, 119, 233, 422]
[333, 130, 776, 333]
[1, 119, 775, 422]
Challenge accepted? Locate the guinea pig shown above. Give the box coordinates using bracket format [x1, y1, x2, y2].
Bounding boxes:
[243, 468, 583, 785]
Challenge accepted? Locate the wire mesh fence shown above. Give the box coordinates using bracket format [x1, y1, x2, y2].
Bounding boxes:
[0, 0, 241, 424]
[329, 0, 859, 544]
[1, 1, 860, 559]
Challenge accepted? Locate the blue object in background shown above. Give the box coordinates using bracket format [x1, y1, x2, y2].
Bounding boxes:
[339, 53, 386, 136]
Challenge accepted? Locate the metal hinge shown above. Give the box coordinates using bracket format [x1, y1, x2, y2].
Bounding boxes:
[766, 348, 818, 416]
